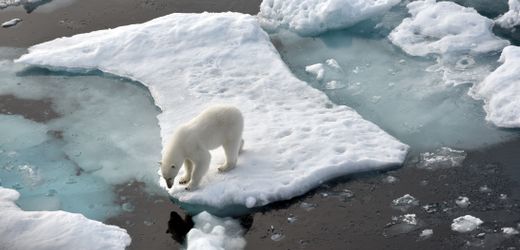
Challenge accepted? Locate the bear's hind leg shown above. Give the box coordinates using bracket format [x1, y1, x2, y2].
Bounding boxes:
[179, 159, 193, 185]
[218, 138, 242, 172]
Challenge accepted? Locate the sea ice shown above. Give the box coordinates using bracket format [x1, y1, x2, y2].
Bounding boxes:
[389, 0, 509, 57]
[455, 196, 470, 208]
[1, 18, 22, 28]
[258, 0, 401, 36]
[419, 229, 433, 238]
[496, 0, 520, 29]
[16, 12, 408, 210]
[501, 227, 519, 235]
[185, 211, 246, 250]
[391, 194, 419, 211]
[416, 147, 466, 170]
[451, 215, 483, 233]
[0, 187, 131, 250]
[0, 48, 161, 220]
[470, 46, 520, 128]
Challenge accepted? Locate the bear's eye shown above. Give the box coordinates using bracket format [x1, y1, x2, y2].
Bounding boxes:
[171, 165, 175, 169]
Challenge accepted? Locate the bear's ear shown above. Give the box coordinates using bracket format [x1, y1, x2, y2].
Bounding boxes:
[171, 165, 175, 169]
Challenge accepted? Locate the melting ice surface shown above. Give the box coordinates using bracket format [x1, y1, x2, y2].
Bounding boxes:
[0, 47, 162, 220]
[272, 4, 519, 151]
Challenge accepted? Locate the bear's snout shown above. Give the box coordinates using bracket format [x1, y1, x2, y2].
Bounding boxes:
[166, 178, 173, 189]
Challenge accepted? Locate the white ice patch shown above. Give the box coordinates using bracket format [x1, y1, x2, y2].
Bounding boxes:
[389, 0, 509, 57]
[1, 18, 22, 28]
[16, 13, 408, 209]
[258, 0, 401, 36]
[470, 46, 520, 128]
[416, 147, 466, 170]
[185, 211, 246, 250]
[502, 227, 520, 235]
[455, 196, 470, 208]
[0, 187, 131, 250]
[451, 215, 483, 233]
[496, 0, 520, 29]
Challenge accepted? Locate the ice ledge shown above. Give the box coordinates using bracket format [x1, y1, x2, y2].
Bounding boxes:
[17, 12, 408, 209]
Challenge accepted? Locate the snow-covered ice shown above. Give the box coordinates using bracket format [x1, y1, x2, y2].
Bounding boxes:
[0, 187, 131, 250]
[470, 46, 520, 128]
[185, 211, 246, 250]
[496, 0, 520, 29]
[389, 0, 509, 57]
[2, 18, 22, 28]
[16, 12, 408, 210]
[451, 215, 483, 233]
[258, 0, 401, 36]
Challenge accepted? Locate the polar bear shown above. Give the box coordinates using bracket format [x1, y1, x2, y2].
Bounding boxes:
[161, 105, 244, 190]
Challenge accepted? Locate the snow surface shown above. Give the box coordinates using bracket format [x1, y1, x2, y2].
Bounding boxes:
[496, 0, 520, 29]
[389, 0, 509, 57]
[451, 215, 483, 233]
[0, 187, 131, 250]
[185, 211, 246, 250]
[470, 46, 520, 127]
[16, 12, 408, 209]
[258, 0, 401, 36]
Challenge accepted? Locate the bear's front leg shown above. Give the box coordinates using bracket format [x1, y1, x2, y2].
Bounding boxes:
[185, 150, 211, 191]
[179, 159, 193, 185]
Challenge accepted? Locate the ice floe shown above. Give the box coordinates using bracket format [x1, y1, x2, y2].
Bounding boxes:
[470, 46, 520, 128]
[0, 187, 131, 250]
[186, 211, 246, 250]
[416, 147, 466, 170]
[16, 12, 408, 209]
[258, 0, 401, 36]
[451, 215, 483, 233]
[496, 0, 520, 29]
[1, 18, 22, 28]
[389, 0, 509, 57]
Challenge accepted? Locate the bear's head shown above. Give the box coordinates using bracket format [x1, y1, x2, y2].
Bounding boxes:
[161, 158, 183, 189]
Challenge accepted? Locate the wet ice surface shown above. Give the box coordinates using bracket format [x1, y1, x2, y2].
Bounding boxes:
[272, 2, 520, 151]
[0, 47, 162, 220]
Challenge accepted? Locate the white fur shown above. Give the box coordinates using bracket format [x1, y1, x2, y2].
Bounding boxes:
[161, 105, 244, 190]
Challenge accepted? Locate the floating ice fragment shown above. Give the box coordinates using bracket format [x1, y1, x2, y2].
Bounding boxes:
[270, 232, 285, 241]
[455, 196, 470, 208]
[305, 63, 325, 81]
[470, 46, 520, 128]
[499, 194, 508, 200]
[451, 215, 483, 233]
[419, 229, 433, 238]
[186, 211, 246, 250]
[416, 147, 466, 170]
[382, 175, 398, 184]
[300, 202, 317, 211]
[258, 0, 401, 36]
[402, 214, 417, 225]
[0, 187, 131, 250]
[2, 18, 22, 28]
[287, 214, 297, 223]
[502, 227, 520, 235]
[383, 214, 422, 237]
[245, 197, 256, 208]
[496, 0, 520, 29]
[479, 185, 492, 193]
[121, 202, 135, 212]
[389, 0, 509, 57]
[391, 194, 419, 211]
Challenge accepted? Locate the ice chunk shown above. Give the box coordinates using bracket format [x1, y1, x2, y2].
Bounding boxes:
[16, 12, 408, 209]
[0, 187, 131, 250]
[501, 227, 519, 235]
[419, 229, 433, 238]
[258, 0, 401, 36]
[451, 215, 483, 233]
[455, 196, 470, 208]
[186, 211, 246, 250]
[383, 214, 422, 237]
[2, 18, 22, 28]
[470, 46, 520, 128]
[496, 0, 520, 29]
[416, 147, 466, 170]
[391, 194, 419, 211]
[389, 0, 509, 57]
